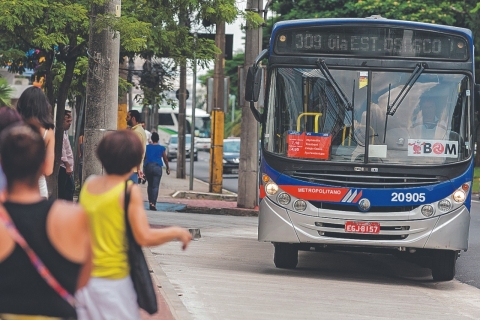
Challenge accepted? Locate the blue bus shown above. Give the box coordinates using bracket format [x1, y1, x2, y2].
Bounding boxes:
[245, 16, 480, 281]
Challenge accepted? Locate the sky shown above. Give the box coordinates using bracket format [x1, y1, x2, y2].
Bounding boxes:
[226, 0, 247, 54]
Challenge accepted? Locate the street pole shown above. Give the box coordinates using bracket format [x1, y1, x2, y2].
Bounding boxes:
[238, 0, 262, 208]
[189, 33, 197, 191]
[231, 94, 235, 123]
[83, 0, 121, 182]
[209, 21, 226, 193]
[118, 57, 128, 130]
[177, 10, 188, 179]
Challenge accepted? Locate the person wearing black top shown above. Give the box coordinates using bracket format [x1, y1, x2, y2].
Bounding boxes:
[0, 123, 91, 318]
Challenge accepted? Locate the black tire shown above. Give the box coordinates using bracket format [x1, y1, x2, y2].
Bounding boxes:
[274, 243, 298, 269]
[431, 250, 457, 281]
[194, 154, 198, 161]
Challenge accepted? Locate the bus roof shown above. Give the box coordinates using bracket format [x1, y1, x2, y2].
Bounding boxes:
[272, 17, 473, 40]
[157, 106, 210, 118]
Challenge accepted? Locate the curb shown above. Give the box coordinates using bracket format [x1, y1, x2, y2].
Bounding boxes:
[177, 205, 258, 217]
[172, 190, 237, 202]
[144, 248, 193, 320]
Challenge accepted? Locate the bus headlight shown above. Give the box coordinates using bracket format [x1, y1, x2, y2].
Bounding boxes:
[437, 199, 452, 212]
[277, 193, 291, 205]
[293, 200, 307, 212]
[265, 182, 279, 195]
[421, 205, 435, 217]
[452, 190, 466, 203]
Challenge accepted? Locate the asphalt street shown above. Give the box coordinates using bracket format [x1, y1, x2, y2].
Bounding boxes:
[455, 199, 480, 287]
[168, 151, 239, 193]
[147, 210, 480, 320]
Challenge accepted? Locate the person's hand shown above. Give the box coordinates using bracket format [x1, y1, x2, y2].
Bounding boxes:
[177, 228, 192, 250]
[66, 165, 73, 176]
[166, 168, 170, 175]
[138, 170, 145, 180]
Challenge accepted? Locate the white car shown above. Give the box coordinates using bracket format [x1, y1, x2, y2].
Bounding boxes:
[195, 137, 211, 151]
[167, 134, 198, 161]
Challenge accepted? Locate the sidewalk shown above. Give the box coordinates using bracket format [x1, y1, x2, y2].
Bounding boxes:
[139, 170, 258, 217]
[141, 170, 258, 320]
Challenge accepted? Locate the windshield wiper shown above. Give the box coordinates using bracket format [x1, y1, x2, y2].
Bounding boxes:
[383, 63, 427, 143]
[316, 59, 352, 111]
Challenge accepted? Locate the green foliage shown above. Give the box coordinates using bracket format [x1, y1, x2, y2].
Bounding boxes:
[224, 109, 242, 137]
[353, 0, 455, 24]
[199, 51, 245, 136]
[0, 78, 12, 106]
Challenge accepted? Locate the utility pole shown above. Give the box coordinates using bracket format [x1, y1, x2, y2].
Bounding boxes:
[177, 10, 188, 179]
[209, 21, 226, 193]
[238, 0, 262, 208]
[118, 57, 128, 130]
[177, 63, 187, 179]
[189, 33, 198, 190]
[83, 0, 121, 181]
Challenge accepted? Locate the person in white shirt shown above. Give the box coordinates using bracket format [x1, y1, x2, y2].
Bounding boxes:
[58, 111, 75, 200]
[140, 121, 152, 145]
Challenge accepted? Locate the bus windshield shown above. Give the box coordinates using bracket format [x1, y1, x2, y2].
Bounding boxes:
[264, 67, 471, 165]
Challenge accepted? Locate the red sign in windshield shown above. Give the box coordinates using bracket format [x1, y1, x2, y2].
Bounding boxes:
[287, 131, 331, 159]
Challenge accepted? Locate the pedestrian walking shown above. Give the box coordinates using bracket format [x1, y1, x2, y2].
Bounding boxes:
[126, 110, 146, 183]
[0, 123, 92, 319]
[0, 107, 23, 202]
[58, 110, 75, 201]
[144, 132, 170, 211]
[75, 130, 192, 319]
[16, 86, 55, 198]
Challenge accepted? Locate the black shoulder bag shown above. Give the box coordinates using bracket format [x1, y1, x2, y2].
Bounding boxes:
[124, 181, 158, 314]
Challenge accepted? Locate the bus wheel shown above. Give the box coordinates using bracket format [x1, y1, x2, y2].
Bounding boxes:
[431, 250, 457, 281]
[274, 243, 298, 269]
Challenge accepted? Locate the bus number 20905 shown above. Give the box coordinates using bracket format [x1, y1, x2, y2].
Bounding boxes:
[391, 192, 426, 202]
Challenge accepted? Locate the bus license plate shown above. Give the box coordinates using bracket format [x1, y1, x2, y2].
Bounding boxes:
[345, 221, 380, 234]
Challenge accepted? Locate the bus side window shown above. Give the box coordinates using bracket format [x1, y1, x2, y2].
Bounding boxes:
[159, 113, 174, 125]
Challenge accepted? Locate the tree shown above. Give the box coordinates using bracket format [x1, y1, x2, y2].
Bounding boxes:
[0, 0, 148, 198]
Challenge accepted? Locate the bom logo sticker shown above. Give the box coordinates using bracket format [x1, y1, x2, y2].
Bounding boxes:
[408, 139, 458, 158]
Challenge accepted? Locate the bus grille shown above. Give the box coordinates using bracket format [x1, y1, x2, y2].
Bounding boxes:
[311, 202, 418, 212]
[290, 170, 440, 188]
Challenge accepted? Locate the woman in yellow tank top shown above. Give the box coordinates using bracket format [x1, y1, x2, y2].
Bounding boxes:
[76, 130, 192, 319]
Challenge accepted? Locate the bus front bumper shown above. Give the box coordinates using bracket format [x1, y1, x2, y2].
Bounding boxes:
[258, 197, 470, 251]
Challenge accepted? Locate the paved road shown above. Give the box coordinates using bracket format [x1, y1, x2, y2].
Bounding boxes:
[147, 211, 480, 320]
[455, 199, 480, 287]
[169, 151, 239, 193]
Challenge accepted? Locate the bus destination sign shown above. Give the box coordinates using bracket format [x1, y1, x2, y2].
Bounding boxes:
[274, 26, 468, 60]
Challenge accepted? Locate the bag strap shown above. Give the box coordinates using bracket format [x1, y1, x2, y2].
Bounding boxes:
[0, 205, 76, 306]
[124, 180, 133, 238]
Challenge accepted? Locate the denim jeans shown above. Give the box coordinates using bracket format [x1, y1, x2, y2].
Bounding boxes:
[129, 172, 138, 184]
[144, 163, 163, 205]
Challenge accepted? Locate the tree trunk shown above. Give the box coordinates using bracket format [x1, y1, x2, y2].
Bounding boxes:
[50, 57, 77, 199]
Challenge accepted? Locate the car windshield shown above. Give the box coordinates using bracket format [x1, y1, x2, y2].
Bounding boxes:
[224, 140, 240, 153]
[170, 135, 191, 144]
[264, 67, 471, 165]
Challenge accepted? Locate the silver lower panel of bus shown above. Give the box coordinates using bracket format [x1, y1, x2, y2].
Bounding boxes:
[258, 197, 470, 251]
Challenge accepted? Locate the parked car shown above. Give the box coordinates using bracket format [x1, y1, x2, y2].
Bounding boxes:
[167, 134, 198, 161]
[223, 138, 240, 174]
[196, 136, 211, 151]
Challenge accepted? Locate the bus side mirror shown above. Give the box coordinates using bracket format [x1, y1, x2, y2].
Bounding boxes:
[475, 84, 480, 122]
[245, 66, 262, 102]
